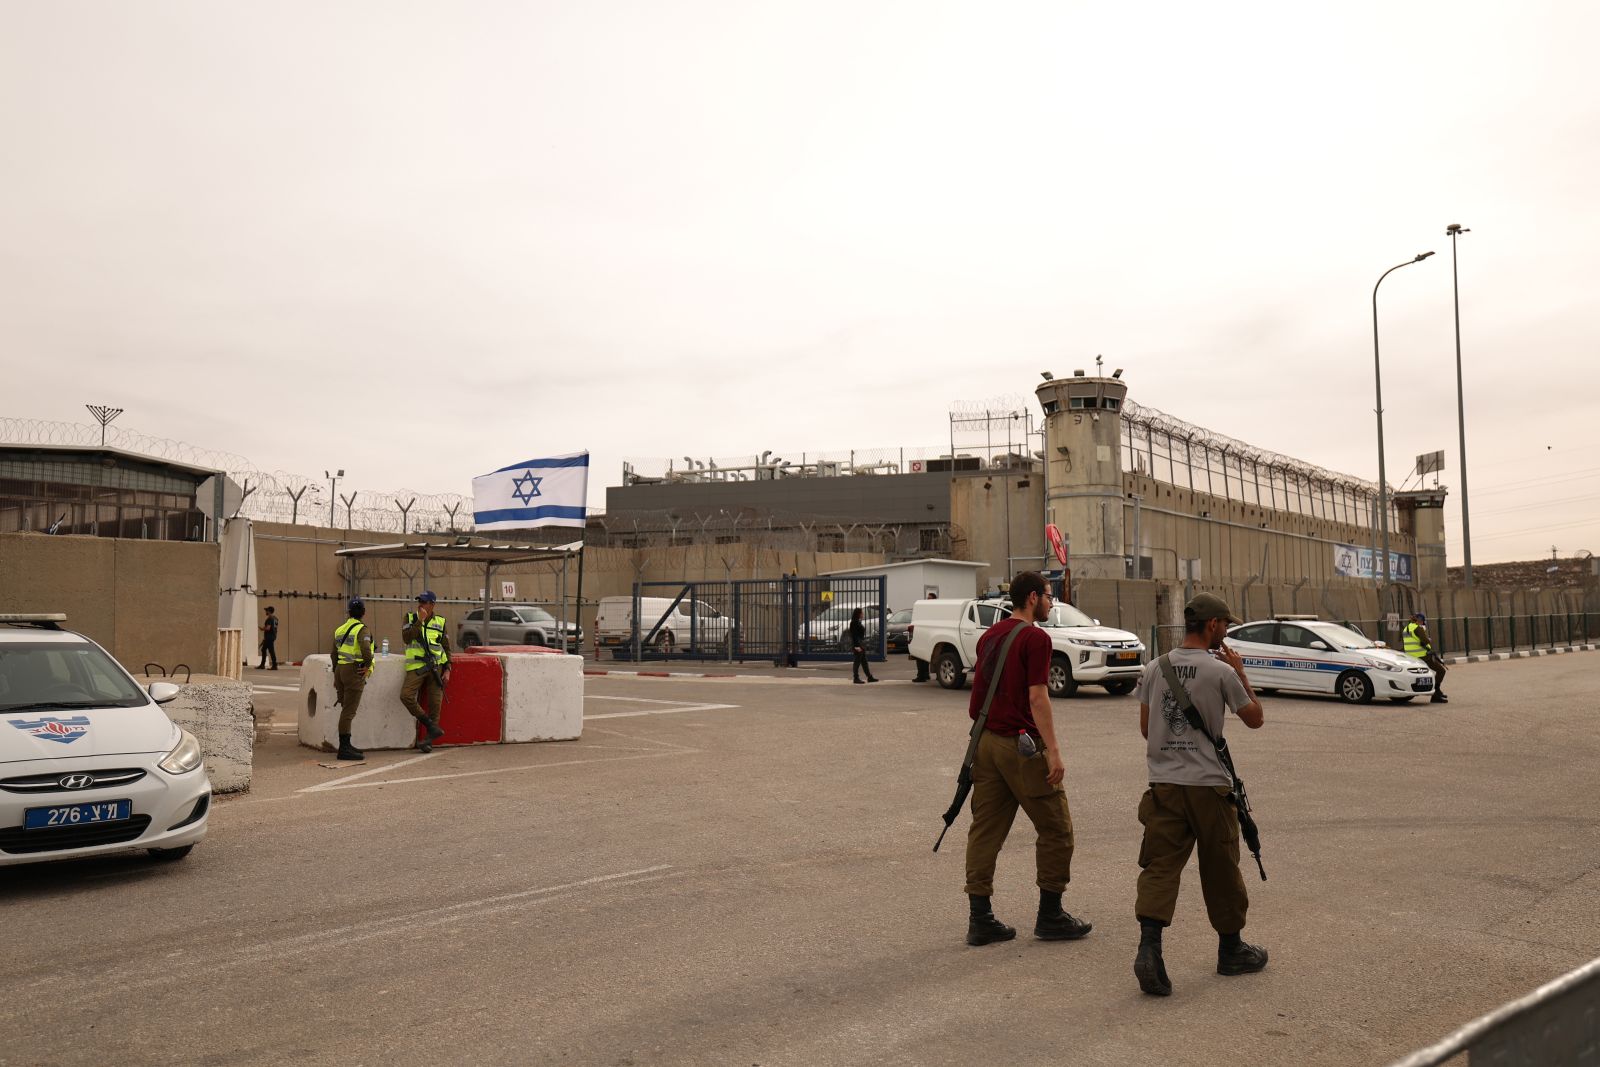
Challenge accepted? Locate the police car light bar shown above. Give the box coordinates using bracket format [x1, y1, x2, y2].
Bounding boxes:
[0, 613, 67, 628]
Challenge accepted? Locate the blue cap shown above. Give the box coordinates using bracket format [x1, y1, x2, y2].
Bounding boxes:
[1412, 610, 1426, 621]
[416, 590, 437, 603]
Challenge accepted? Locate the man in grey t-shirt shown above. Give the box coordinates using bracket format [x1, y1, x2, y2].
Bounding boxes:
[1131, 593, 1267, 997]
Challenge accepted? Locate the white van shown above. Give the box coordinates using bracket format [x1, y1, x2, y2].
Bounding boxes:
[595, 596, 733, 657]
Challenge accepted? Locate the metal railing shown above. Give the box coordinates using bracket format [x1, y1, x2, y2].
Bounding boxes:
[1387, 955, 1600, 1066]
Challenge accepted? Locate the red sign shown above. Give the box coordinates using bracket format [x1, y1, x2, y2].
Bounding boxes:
[1046, 524, 1068, 566]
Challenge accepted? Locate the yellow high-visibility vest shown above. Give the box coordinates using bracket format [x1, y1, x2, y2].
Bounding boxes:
[334, 619, 368, 665]
[405, 615, 450, 672]
[1402, 622, 1427, 658]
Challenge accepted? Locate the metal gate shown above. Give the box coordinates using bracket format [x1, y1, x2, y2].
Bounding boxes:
[612, 576, 888, 663]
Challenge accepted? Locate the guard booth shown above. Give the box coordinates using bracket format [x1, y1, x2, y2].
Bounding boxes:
[333, 538, 585, 646]
[619, 575, 888, 663]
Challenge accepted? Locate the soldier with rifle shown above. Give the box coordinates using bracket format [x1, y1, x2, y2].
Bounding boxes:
[934, 570, 1092, 947]
[401, 590, 450, 753]
[1132, 592, 1267, 996]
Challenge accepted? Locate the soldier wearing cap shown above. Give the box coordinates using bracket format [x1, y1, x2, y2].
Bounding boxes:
[401, 591, 451, 753]
[330, 598, 374, 761]
[1403, 610, 1448, 704]
[1131, 592, 1267, 996]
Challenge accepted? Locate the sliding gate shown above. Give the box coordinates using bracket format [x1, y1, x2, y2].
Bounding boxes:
[614, 576, 888, 663]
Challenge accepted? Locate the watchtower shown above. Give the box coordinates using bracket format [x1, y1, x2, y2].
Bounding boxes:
[1034, 371, 1128, 580]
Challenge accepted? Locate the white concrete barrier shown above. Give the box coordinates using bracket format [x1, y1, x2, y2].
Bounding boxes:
[298, 654, 416, 752]
[162, 682, 254, 794]
[490, 652, 583, 742]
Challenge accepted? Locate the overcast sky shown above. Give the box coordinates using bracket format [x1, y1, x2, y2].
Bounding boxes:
[3, 1, 1596, 564]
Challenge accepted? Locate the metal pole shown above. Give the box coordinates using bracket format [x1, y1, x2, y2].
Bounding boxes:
[481, 563, 494, 649]
[1449, 224, 1474, 586]
[1372, 252, 1435, 610]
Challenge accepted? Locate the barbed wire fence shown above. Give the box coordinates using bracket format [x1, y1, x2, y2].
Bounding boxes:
[1120, 400, 1387, 527]
[1, 416, 473, 534]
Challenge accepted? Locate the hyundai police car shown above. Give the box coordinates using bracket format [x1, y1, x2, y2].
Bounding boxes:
[0, 614, 211, 866]
[1226, 616, 1434, 705]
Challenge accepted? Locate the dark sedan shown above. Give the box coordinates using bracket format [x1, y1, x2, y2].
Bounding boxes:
[885, 608, 913, 653]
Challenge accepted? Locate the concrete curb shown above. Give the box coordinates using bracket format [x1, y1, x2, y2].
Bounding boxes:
[1444, 643, 1597, 665]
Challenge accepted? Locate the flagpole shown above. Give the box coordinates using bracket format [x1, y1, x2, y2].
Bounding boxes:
[575, 526, 587, 660]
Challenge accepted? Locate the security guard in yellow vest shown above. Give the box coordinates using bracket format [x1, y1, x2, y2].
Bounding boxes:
[1404, 610, 1448, 704]
[330, 598, 375, 760]
[401, 590, 451, 752]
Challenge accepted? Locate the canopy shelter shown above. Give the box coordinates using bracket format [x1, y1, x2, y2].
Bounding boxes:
[334, 539, 584, 648]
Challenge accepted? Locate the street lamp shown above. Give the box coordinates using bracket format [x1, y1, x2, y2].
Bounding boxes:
[1447, 223, 1474, 586]
[1371, 251, 1434, 603]
[325, 469, 344, 527]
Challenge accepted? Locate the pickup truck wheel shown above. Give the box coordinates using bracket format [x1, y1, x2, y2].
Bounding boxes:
[523, 632, 546, 647]
[461, 631, 480, 648]
[935, 649, 966, 690]
[1048, 655, 1078, 698]
[1103, 679, 1136, 696]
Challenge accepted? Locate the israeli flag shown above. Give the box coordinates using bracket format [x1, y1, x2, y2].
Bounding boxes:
[472, 451, 590, 531]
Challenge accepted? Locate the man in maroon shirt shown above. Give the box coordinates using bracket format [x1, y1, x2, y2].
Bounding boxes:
[963, 571, 1092, 946]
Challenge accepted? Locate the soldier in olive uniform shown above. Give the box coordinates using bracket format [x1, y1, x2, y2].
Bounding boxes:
[330, 598, 374, 761]
[1132, 593, 1267, 996]
[401, 591, 450, 753]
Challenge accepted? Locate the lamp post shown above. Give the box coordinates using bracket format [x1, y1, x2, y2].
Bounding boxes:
[324, 469, 344, 527]
[1371, 251, 1434, 602]
[1447, 223, 1474, 586]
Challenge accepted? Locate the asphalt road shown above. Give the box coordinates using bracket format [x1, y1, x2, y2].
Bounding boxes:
[3, 652, 1597, 1067]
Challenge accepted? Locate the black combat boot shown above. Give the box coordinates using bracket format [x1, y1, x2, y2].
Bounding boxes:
[1431, 691, 1448, 704]
[336, 734, 364, 761]
[1034, 888, 1092, 941]
[966, 895, 1016, 946]
[1217, 932, 1269, 975]
[1134, 918, 1172, 996]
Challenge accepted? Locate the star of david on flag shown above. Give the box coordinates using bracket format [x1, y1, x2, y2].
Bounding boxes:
[472, 451, 589, 531]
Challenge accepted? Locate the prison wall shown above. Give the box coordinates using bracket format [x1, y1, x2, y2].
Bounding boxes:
[0, 531, 220, 673]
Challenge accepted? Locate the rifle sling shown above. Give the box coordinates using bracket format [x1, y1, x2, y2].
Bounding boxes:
[959, 622, 1030, 769]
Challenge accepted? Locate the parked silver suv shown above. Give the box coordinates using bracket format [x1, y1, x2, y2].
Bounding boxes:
[457, 604, 581, 650]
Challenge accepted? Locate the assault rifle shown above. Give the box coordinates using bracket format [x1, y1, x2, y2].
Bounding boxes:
[1157, 654, 1266, 880]
[933, 623, 1028, 853]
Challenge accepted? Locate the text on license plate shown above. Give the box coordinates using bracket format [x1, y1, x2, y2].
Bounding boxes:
[1112, 652, 1140, 663]
[24, 800, 133, 830]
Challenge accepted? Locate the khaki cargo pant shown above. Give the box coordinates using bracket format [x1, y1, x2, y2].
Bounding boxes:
[964, 729, 1075, 897]
[333, 663, 368, 734]
[1135, 783, 1249, 933]
[400, 668, 443, 725]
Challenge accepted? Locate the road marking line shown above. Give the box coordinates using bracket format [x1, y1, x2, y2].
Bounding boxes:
[250, 684, 300, 692]
[296, 752, 437, 793]
[586, 694, 719, 705]
[307, 749, 694, 791]
[587, 703, 737, 719]
[12, 867, 680, 1001]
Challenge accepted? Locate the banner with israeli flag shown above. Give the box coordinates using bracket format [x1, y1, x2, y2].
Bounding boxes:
[471, 451, 590, 531]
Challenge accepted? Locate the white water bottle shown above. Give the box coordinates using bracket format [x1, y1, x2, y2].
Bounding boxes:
[381, 638, 390, 657]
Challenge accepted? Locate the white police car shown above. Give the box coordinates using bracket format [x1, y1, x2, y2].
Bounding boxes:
[0, 614, 211, 866]
[1226, 616, 1435, 705]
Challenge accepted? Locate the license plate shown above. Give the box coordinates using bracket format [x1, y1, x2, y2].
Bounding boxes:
[24, 800, 133, 830]
[1112, 652, 1140, 663]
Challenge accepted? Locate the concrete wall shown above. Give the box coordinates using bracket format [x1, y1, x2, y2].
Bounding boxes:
[607, 472, 952, 524]
[0, 531, 220, 674]
[950, 471, 1046, 592]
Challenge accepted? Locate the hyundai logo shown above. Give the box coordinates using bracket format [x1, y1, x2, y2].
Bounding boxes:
[59, 773, 95, 790]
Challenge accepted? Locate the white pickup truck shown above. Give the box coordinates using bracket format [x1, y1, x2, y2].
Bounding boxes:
[907, 596, 1146, 697]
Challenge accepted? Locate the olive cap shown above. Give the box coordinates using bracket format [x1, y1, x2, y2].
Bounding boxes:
[1184, 592, 1241, 625]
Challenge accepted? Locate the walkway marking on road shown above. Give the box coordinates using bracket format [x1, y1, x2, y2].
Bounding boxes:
[251, 683, 300, 693]
[11, 866, 681, 1003]
[296, 749, 698, 793]
[585, 694, 739, 719]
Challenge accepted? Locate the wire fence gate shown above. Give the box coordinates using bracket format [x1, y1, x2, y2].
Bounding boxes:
[603, 576, 888, 663]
